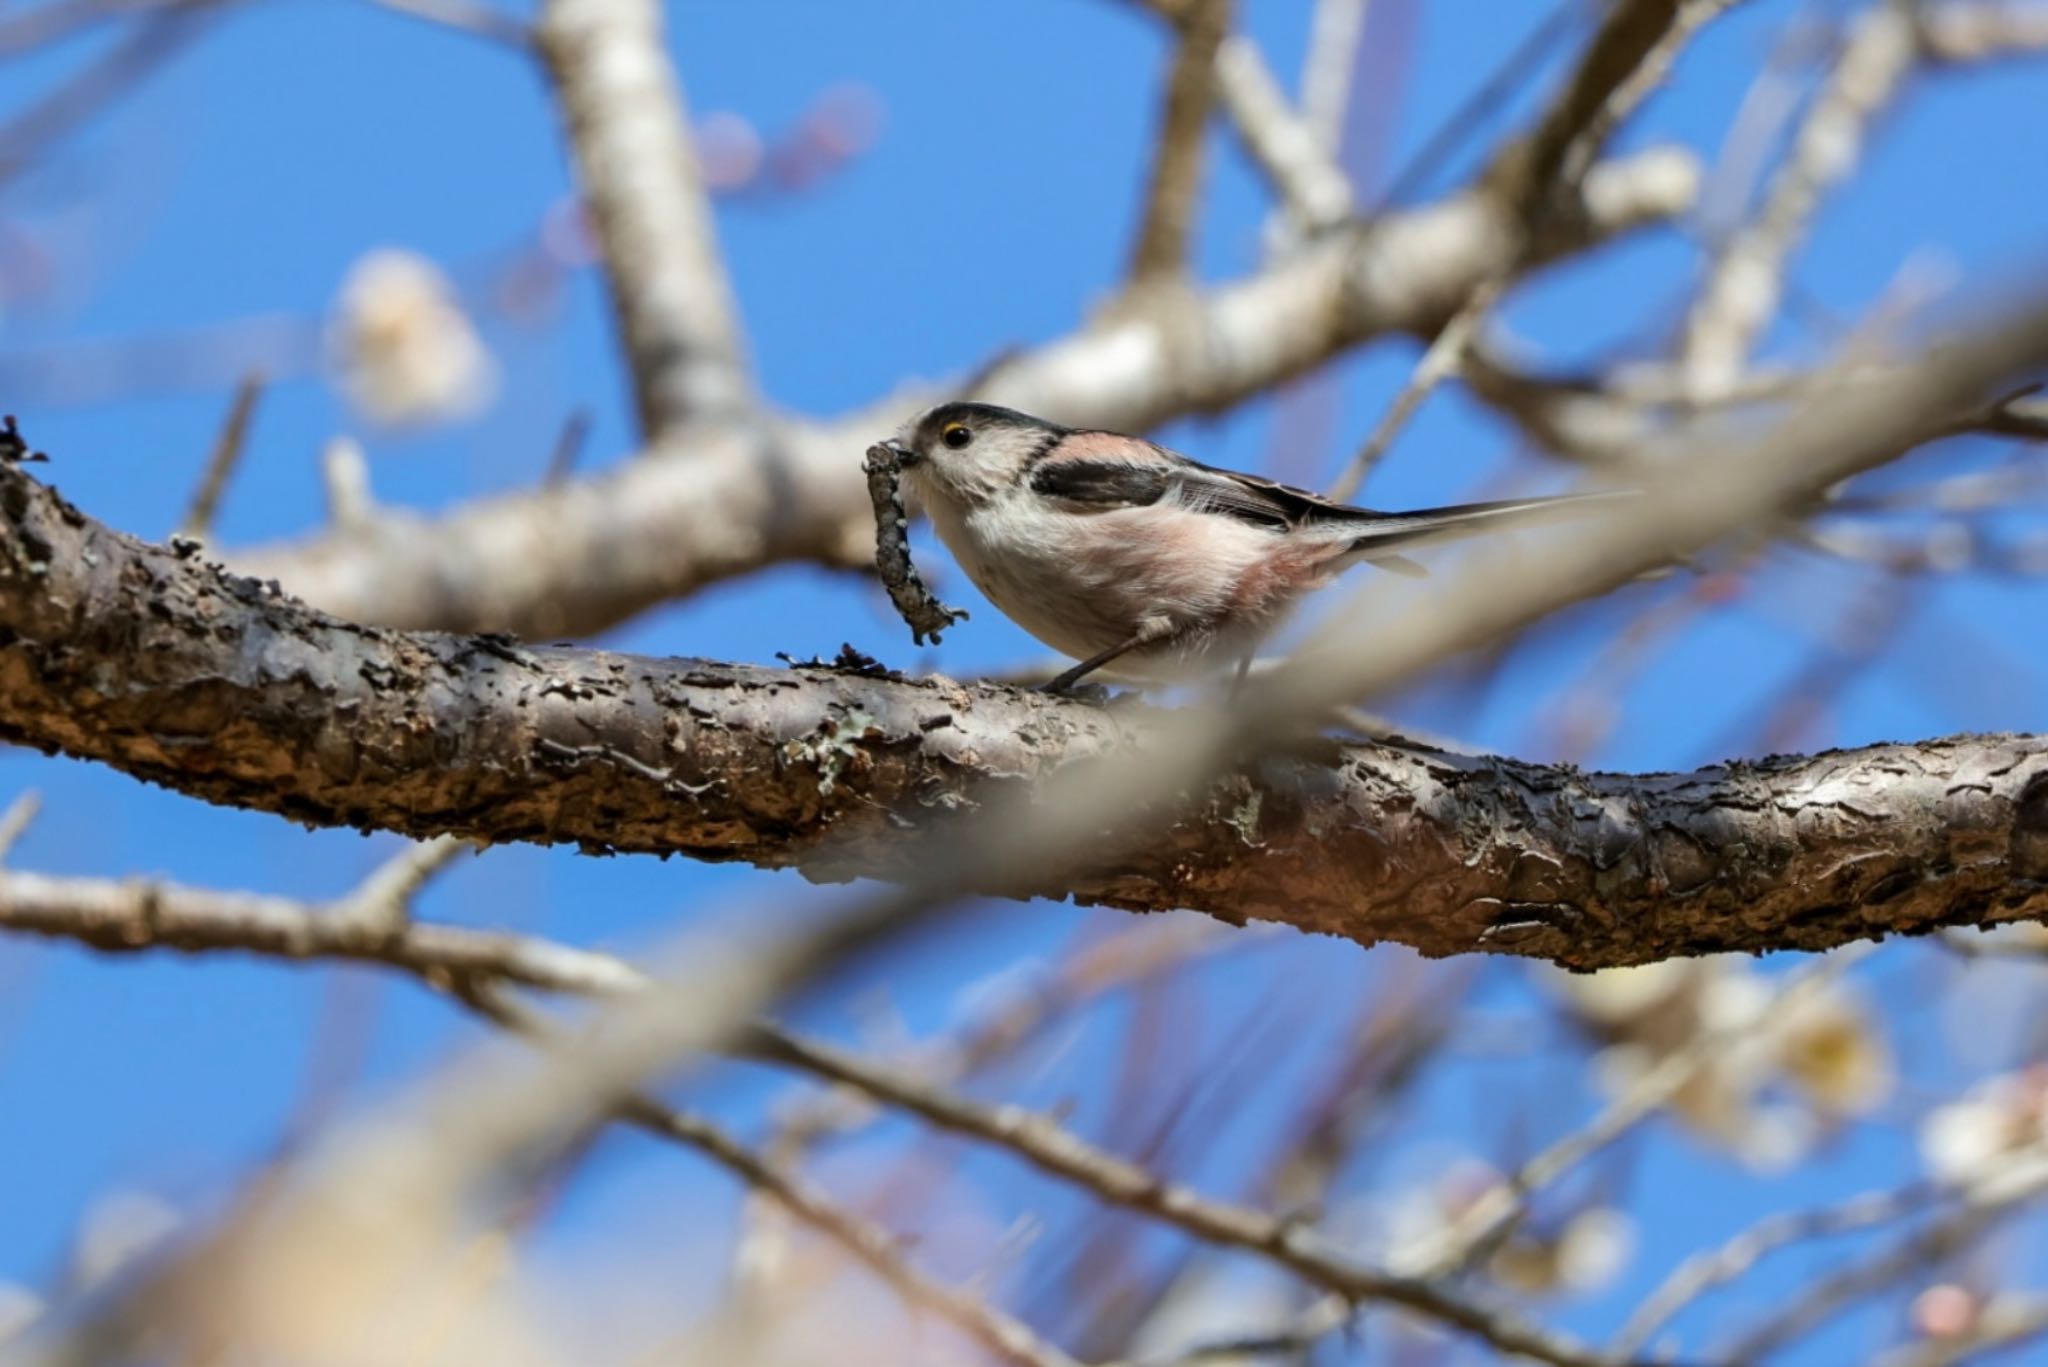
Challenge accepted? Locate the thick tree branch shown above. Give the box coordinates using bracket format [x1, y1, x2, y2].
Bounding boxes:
[1213, 34, 1353, 231]
[226, 148, 1697, 638]
[1486, 0, 1687, 217]
[536, 0, 750, 435]
[7, 459, 2048, 967]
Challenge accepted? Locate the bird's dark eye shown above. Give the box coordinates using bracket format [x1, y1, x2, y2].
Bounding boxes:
[942, 423, 972, 449]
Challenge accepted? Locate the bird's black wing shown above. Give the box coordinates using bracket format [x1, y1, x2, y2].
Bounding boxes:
[1170, 459, 1378, 529]
[1028, 458, 1171, 509]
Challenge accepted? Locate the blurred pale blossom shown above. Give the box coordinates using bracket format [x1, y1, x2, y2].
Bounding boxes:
[1553, 959, 1893, 1168]
[1911, 1282, 1982, 1339]
[697, 110, 766, 191]
[1379, 1159, 1632, 1297]
[1489, 1205, 1637, 1296]
[327, 248, 496, 427]
[1919, 1067, 2048, 1199]
[1776, 982, 1895, 1116]
[1555, 960, 1690, 1024]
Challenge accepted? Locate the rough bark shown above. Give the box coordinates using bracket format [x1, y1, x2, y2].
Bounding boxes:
[5, 461, 2047, 968]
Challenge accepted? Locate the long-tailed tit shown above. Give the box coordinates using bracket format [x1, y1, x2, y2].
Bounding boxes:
[883, 402, 1623, 691]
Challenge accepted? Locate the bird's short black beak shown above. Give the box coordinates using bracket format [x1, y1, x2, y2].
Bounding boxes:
[882, 436, 919, 466]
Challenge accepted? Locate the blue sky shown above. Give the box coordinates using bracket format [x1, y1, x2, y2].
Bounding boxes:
[4, 1, 2048, 1360]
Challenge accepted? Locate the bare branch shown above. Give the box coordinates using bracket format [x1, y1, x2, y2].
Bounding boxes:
[0, 866, 644, 990]
[1374, 0, 1584, 211]
[1214, 36, 1353, 231]
[1325, 278, 1501, 500]
[0, 0, 224, 184]
[0, 792, 41, 863]
[1126, 0, 1234, 289]
[177, 371, 263, 542]
[0, 859, 1577, 1366]
[1916, 1, 2048, 64]
[363, 0, 531, 45]
[335, 834, 474, 937]
[228, 149, 1696, 638]
[1328, 0, 1727, 498]
[1485, 0, 1689, 217]
[4, 880, 948, 1366]
[1298, 0, 1371, 154]
[1411, 950, 1864, 1278]
[7, 398, 2048, 963]
[536, 0, 750, 436]
[1872, 1293, 2048, 1367]
[1680, 2, 1918, 398]
[737, 1025, 1620, 1367]
[1613, 1183, 1934, 1357]
[1722, 1170, 2048, 1362]
[467, 987, 1084, 1367]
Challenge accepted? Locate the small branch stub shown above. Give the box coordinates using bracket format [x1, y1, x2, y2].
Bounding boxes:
[862, 442, 968, 646]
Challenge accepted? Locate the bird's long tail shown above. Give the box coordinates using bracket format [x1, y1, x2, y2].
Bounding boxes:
[1341, 489, 1634, 575]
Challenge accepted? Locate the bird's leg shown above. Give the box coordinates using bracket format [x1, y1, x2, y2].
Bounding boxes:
[1039, 621, 1172, 694]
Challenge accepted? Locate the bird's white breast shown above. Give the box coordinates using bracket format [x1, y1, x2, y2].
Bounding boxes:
[922, 480, 1282, 680]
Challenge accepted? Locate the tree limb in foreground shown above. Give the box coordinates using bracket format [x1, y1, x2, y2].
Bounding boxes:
[3, 460, 2046, 968]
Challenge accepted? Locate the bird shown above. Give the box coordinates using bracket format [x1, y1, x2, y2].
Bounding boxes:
[882, 401, 1625, 692]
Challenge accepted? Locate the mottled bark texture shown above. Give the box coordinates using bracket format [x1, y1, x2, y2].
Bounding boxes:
[4, 462, 2046, 968]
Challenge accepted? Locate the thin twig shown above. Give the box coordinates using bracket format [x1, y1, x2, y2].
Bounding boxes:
[335, 835, 473, 938]
[736, 1024, 1625, 1367]
[466, 984, 1083, 1367]
[1718, 1161, 2048, 1363]
[1408, 948, 1865, 1279]
[1916, 1, 2048, 64]
[362, 0, 531, 45]
[1679, 1, 1918, 398]
[1328, 0, 1728, 500]
[543, 407, 594, 486]
[0, 0, 225, 184]
[0, 864, 1617, 1367]
[1373, 0, 1589, 210]
[1872, 1292, 2048, 1367]
[0, 0, 176, 59]
[1325, 277, 1502, 500]
[178, 371, 263, 541]
[0, 793, 41, 864]
[1611, 1182, 1935, 1357]
[1298, 0, 1371, 154]
[1486, 0, 1690, 217]
[771, 918, 1237, 1155]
